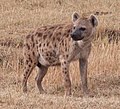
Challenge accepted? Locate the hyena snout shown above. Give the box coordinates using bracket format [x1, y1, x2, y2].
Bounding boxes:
[70, 27, 86, 41]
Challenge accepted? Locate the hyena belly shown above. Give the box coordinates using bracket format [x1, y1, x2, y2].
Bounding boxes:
[38, 49, 60, 66]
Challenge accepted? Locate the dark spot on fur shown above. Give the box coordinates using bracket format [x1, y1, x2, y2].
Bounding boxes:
[31, 35, 34, 42]
[26, 35, 31, 39]
[48, 57, 51, 60]
[28, 54, 30, 57]
[38, 33, 42, 37]
[57, 37, 60, 41]
[43, 34, 47, 40]
[33, 52, 35, 56]
[49, 52, 53, 56]
[53, 50, 56, 54]
[49, 26, 55, 29]
[48, 57, 54, 63]
[33, 43, 35, 47]
[24, 66, 26, 69]
[47, 42, 49, 46]
[24, 52, 26, 56]
[25, 60, 29, 64]
[39, 43, 41, 47]
[54, 43, 57, 47]
[43, 43, 45, 46]
[29, 64, 31, 67]
[64, 61, 67, 64]
[65, 43, 67, 46]
[68, 29, 71, 33]
[65, 78, 68, 82]
[65, 48, 67, 51]
[23, 76, 26, 79]
[28, 56, 32, 63]
[46, 53, 49, 56]
[63, 33, 67, 36]
[65, 34, 69, 37]
[26, 44, 30, 50]
[64, 68, 67, 71]
[37, 45, 39, 50]
[59, 32, 61, 35]
[57, 32, 61, 36]
[36, 40, 38, 44]
[61, 63, 64, 66]
[48, 57, 52, 61]
[51, 60, 55, 63]
[61, 40, 64, 44]
[49, 33, 52, 38]
[64, 71, 67, 74]
[25, 71, 28, 75]
[23, 76, 26, 80]
[66, 54, 69, 58]
[48, 31, 51, 34]
[53, 37, 55, 41]
[24, 74, 26, 77]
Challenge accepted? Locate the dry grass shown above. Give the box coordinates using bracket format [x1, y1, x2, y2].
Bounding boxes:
[0, 0, 120, 109]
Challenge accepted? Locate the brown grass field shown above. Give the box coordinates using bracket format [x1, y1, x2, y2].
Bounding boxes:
[0, 0, 120, 109]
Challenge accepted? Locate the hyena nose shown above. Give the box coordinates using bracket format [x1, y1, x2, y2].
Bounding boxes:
[70, 33, 76, 38]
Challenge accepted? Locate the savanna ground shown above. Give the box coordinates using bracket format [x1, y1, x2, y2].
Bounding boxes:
[0, 0, 120, 109]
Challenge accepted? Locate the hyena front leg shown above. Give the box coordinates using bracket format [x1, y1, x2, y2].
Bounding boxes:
[61, 60, 71, 96]
[22, 55, 37, 93]
[79, 58, 89, 95]
[35, 63, 48, 94]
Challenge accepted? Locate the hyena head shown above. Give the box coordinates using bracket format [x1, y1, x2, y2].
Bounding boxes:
[70, 12, 98, 41]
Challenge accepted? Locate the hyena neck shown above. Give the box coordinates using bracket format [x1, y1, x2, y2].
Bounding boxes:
[73, 39, 92, 50]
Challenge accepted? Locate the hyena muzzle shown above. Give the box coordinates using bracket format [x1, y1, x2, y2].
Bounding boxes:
[22, 12, 98, 96]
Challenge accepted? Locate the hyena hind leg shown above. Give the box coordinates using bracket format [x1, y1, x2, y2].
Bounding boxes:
[35, 63, 48, 94]
[22, 58, 36, 93]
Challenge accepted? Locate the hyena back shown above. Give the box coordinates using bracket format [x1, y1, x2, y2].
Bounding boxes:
[22, 12, 98, 96]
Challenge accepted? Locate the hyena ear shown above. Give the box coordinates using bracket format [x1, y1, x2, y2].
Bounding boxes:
[89, 14, 98, 27]
[72, 12, 80, 22]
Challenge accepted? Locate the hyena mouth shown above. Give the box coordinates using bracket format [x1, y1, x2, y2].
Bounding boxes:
[71, 36, 84, 41]
[70, 33, 84, 41]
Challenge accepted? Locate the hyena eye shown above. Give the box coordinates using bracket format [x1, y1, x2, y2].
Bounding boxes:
[73, 26, 76, 30]
[79, 27, 86, 31]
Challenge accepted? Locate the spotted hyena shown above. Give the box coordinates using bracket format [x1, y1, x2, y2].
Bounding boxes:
[22, 12, 98, 96]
